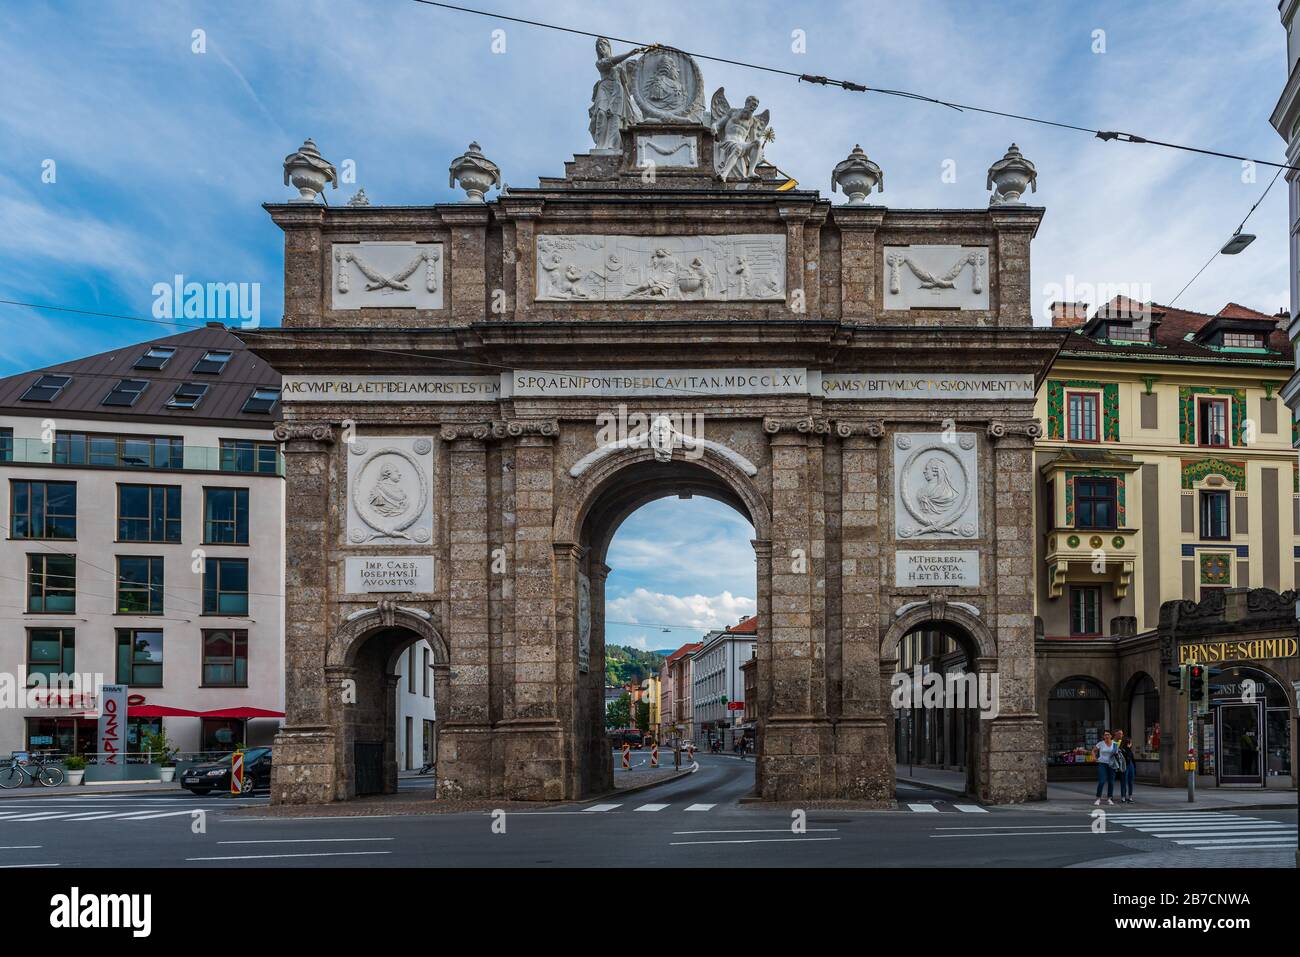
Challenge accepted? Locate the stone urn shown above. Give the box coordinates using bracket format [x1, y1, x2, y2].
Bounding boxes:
[282, 138, 338, 203]
[986, 143, 1037, 205]
[448, 141, 501, 202]
[831, 144, 883, 205]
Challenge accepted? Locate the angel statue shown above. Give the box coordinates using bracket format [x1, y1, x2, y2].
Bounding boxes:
[589, 38, 645, 150]
[710, 88, 770, 181]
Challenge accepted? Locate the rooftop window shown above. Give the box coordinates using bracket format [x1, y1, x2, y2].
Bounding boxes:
[192, 350, 233, 375]
[20, 374, 72, 402]
[165, 382, 209, 410]
[134, 346, 176, 370]
[241, 386, 281, 414]
[101, 378, 150, 408]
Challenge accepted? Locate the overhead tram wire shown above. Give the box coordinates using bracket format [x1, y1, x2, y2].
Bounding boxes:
[407, 0, 1299, 173]
[1167, 164, 1285, 308]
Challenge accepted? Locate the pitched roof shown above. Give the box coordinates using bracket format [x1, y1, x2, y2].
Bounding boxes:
[0, 325, 282, 427]
[1058, 298, 1291, 368]
[726, 615, 758, 635]
[665, 643, 701, 665]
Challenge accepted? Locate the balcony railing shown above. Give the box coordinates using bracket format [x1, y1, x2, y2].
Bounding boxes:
[3, 438, 283, 476]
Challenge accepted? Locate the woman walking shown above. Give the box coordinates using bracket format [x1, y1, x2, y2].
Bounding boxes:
[1093, 730, 1118, 806]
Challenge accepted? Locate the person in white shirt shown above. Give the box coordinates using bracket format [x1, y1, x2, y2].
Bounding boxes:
[1092, 730, 1118, 805]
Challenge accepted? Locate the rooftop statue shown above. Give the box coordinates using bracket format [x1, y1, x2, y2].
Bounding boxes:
[710, 88, 771, 181]
[589, 38, 645, 150]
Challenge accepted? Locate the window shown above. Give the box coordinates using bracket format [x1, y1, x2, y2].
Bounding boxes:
[55, 432, 183, 470]
[117, 485, 181, 542]
[1197, 397, 1228, 447]
[192, 349, 233, 375]
[200, 718, 245, 753]
[408, 646, 417, 694]
[20, 374, 71, 402]
[220, 439, 278, 474]
[0, 428, 12, 462]
[1200, 490, 1231, 540]
[1107, 324, 1150, 342]
[27, 554, 75, 613]
[26, 628, 74, 684]
[1222, 332, 1262, 349]
[242, 386, 281, 414]
[203, 558, 248, 615]
[423, 647, 430, 698]
[1074, 477, 1117, 530]
[165, 382, 208, 410]
[1067, 392, 1100, 442]
[1069, 586, 1102, 637]
[116, 629, 163, 686]
[10, 480, 76, 539]
[203, 488, 249, 544]
[134, 346, 176, 370]
[116, 556, 164, 615]
[101, 378, 150, 408]
[202, 630, 248, 687]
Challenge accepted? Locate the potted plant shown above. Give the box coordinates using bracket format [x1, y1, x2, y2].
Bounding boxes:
[63, 754, 86, 786]
[143, 730, 179, 783]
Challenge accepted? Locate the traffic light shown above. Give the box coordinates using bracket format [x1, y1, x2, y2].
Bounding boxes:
[1166, 664, 1186, 694]
[1188, 664, 1206, 708]
[1201, 666, 1225, 711]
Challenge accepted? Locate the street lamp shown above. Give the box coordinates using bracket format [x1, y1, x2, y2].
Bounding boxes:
[1219, 231, 1256, 255]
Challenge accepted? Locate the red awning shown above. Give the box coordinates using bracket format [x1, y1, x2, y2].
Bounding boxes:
[128, 705, 201, 718]
[198, 707, 285, 719]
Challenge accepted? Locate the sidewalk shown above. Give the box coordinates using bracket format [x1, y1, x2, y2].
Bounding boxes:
[897, 765, 1298, 812]
[0, 779, 179, 799]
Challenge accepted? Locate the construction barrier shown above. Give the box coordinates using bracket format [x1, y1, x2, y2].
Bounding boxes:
[650, 745, 659, 768]
[621, 743, 630, 770]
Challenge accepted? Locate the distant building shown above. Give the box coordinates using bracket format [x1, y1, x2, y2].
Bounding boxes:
[692, 616, 757, 747]
[662, 643, 700, 743]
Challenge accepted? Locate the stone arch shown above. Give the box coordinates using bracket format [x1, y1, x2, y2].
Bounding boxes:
[880, 597, 997, 662]
[554, 443, 771, 550]
[325, 601, 449, 671]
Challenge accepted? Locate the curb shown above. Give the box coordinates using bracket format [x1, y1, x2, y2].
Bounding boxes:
[594, 764, 695, 801]
[0, 784, 178, 800]
[896, 776, 968, 799]
[896, 777, 1295, 813]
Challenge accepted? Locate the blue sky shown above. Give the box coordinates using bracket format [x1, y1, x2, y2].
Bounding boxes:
[0, 0, 1292, 647]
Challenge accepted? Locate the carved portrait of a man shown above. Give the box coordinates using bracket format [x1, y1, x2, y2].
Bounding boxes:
[368, 464, 410, 518]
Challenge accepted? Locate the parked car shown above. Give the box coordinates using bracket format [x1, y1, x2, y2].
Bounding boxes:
[180, 748, 272, 795]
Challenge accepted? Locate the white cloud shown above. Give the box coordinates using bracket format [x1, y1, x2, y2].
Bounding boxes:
[606, 587, 756, 634]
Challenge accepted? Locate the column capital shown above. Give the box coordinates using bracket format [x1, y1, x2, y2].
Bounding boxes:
[832, 419, 886, 442]
[273, 422, 336, 449]
[491, 418, 559, 440]
[986, 418, 1043, 445]
[763, 414, 830, 436]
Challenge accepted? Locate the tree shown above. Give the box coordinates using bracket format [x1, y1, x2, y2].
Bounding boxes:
[635, 700, 651, 734]
[606, 692, 631, 729]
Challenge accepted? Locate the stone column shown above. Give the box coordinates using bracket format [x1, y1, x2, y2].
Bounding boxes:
[989, 208, 1039, 327]
[323, 664, 356, 801]
[585, 561, 613, 795]
[829, 207, 885, 322]
[500, 422, 566, 799]
[437, 426, 493, 798]
[984, 419, 1047, 802]
[759, 416, 834, 800]
[382, 673, 400, 794]
[500, 201, 543, 322]
[267, 204, 325, 326]
[270, 422, 338, 806]
[440, 207, 490, 324]
[833, 420, 891, 799]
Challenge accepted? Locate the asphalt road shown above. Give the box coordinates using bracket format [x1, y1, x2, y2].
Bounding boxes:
[0, 754, 1294, 868]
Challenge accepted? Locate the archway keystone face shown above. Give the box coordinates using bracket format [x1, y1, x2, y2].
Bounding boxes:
[256, 97, 1061, 806]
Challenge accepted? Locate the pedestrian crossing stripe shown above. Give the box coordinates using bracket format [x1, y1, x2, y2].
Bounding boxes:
[1111, 812, 1297, 852]
[954, 805, 987, 813]
[907, 803, 940, 813]
[634, 804, 668, 812]
[684, 804, 715, 811]
[582, 803, 620, 812]
[0, 809, 203, 822]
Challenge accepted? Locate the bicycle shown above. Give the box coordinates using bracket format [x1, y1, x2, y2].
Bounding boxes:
[0, 752, 67, 788]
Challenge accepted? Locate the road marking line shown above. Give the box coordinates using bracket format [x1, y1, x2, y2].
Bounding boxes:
[635, 804, 668, 812]
[673, 828, 837, 835]
[1195, 843, 1295, 850]
[185, 851, 393, 861]
[0, 862, 60, 868]
[670, 837, 840, 846]
[110, 810, 210, 820]
[930, 832, 1099, 838]
[0, 845, 42, 849]
[583, 804, 621, 812]
[907, 804, 939, 813]
[684, 804, 715, 812]
[216, 838, 395, 845]
[1174, 835, 1300, 845]
[954, 805, 987, 813]
[935, 824, 1089, 830]
[0, 812, 79, 821]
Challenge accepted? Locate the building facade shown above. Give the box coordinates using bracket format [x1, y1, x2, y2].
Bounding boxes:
[1272, 0, 1300, 469]
[1032, 300, 1298, 788]
[691, 615, 757, 746]
[663, 643, 699, 745]
[0, 327, 287, 757]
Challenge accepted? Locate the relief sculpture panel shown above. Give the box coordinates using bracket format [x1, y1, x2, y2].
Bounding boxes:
[345, 436, 434, 546]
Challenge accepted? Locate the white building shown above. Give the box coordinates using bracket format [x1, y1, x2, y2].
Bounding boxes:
[691, 616, 756, 746]
[1274, 1, 1300, 461]
[0, 325, 435, 764]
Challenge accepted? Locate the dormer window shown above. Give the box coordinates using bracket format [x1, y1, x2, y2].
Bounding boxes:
[1106, 323, 1150, 342]
[241, 386, 281, 414]
[1221, 332, 1262, 349]
[192, 350, 233, 375]
[134, 346, 176, 370]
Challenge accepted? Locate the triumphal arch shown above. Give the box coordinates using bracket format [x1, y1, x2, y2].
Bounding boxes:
[256, 43, 1064, 805]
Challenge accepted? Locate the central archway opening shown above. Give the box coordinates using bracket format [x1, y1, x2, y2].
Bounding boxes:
[571, 455, 761, 799]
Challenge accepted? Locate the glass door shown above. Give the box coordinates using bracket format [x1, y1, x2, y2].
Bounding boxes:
[1216, 702, 1265, 785]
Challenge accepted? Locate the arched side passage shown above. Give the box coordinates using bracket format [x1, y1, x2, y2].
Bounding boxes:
[323, 603, 450, 801]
